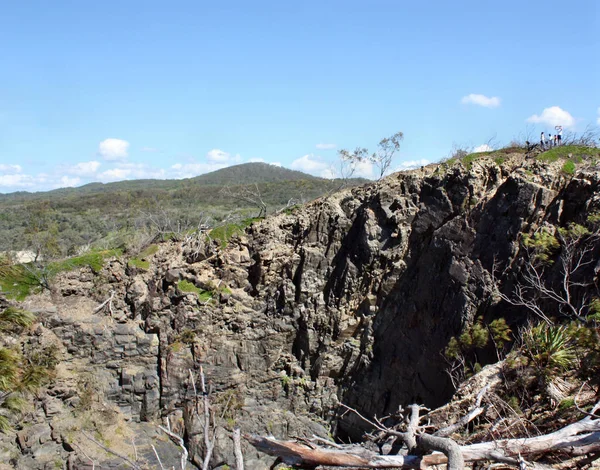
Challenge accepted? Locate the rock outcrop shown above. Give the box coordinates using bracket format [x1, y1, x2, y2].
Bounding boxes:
[2, 151, 599, 468]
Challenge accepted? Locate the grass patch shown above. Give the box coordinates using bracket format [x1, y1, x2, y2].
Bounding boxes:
[209, 218, 261, 248]
[47, 249, 121, 275]
[562, 160, 576, 175]
[537, 145, 599, 163]
[494, 156, 506, 165]
[127, 244, 158, 270]
[0, 265, 42, 300]
[558, 397, 575, 411]
[127, 258, 150, 270]
[177, 280, 213, 301]
[283, 205, 300, 215]
[461, 153, 480, 170]
[138, 244, 159, 258]
[0, 249, 121, 300]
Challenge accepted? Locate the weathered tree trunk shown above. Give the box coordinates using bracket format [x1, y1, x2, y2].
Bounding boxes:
[246, 404, 600, 468]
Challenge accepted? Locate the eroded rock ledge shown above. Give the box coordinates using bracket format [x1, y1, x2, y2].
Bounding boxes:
[2, 153, 599, 469]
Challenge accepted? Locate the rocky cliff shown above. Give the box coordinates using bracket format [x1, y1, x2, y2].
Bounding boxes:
[1, 150, 599, 469]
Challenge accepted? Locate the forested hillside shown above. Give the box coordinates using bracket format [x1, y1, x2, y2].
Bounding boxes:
[0, 163, 364, 256]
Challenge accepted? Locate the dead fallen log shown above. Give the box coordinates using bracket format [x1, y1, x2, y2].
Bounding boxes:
[246, 401, 600, 468]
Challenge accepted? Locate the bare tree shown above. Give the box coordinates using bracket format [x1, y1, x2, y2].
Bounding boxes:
[562, 124, 600, 147]
[338, 131, 404, 181]
[220, 184, 267, 218]
[490, 219, 600, 325]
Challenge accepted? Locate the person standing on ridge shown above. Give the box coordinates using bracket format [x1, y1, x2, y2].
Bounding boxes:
[541, 132, 546, 149]
[556, 126, 563, 145]
[548, 134, 552, 148]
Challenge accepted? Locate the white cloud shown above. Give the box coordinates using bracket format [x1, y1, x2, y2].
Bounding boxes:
[320, 168, 336, 179]
[206, 148, 242, 163]
[248, 158, 282, 167]
[353, 160, 374, 178]
[0, 174, 36, 188]
[291, 154, 328, 173]
[316, 143, 336, 150]
[170, 162, 228, 178]
[67, 161, 101, 176]
[526, 106, 575, 129]
[461, 94, 501, 108]
[396, 158, 430, 170]
[0, 164, 23, 173]
[102, 163, 167, 180]
[98, 168, 132, 182]
[473, 144, 493, 153]
[98, 138, 130, 160]
[57, 176, 81, 188]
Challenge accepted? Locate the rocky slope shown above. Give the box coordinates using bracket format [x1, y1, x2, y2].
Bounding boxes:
[1, 150, 599, 469]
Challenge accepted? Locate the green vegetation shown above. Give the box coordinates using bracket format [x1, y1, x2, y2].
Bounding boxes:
[494, 156, 506, 165]
[0, 164, 366, 257]
[177, 280, 213, 301]
[461, 153, 480, 170]
[0, 264, 43, 300]
[561, 159, 576, 175]
[522, 229, 560, 263]
[209, 218, 261, 248]
[0, 249, 120, 300]
[445, 318, 513, 384]
[0, 307, 59, 431]
[127, 258, 149, 270]
[537, 145, 599, 163]
[47, 249, 121, 274]
[1, 252, 114, 299]
[0, 307, 36, 332]
[523, 324, 576, 374]
[127, 246, 157, 270]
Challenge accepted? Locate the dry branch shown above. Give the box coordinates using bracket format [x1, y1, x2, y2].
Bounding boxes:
[159, 425, 188, 470]
[94, 290, 115, 316]
[82, 431, 140, 469]
[247, 400, 600, 469]
[233, 427, 245, 470]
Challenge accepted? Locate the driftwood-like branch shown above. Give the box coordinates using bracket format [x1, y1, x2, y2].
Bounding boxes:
[94, 290, 115, 316]
[247, 400, 600, 469]
[82, 431, 140, 469]
[151, 444, 166, 470]
[435, 385, 489, 438]
[200, 366, 215, 470]
[233, 427, 245, 470]
[159, 425, 188, 470]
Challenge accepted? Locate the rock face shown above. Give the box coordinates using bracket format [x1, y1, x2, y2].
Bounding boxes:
[2, 152, 599, 468]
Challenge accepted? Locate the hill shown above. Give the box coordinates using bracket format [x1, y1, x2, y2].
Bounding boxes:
[0, 162, 366, 254]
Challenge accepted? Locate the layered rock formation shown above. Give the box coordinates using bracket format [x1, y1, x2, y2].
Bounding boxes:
[1, 151, 599, 468]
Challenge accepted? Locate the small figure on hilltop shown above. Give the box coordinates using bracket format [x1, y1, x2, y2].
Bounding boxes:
[548, 134, 553, 148]
[556, 125, 563, 145]
[540, 131, 546, 149]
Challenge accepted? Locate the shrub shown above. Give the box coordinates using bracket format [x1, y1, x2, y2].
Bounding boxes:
[177, 280, 213, 302]
[489, 318, 512, 349]
[522, 229, 559, 263]
[562, 160, 576, 175]
[523, 324, 576, 376]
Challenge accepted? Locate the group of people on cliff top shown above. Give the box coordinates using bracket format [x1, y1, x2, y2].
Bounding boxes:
[540, 126, 563, 149]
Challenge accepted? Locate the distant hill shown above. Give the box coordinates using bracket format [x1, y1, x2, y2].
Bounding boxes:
[190, 162, 321, 185]
[0, 163, 367, 254]
[0, 163, 323, 202]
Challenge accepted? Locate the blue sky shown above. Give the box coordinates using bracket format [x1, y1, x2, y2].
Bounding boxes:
[1, 0, 598, 192]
